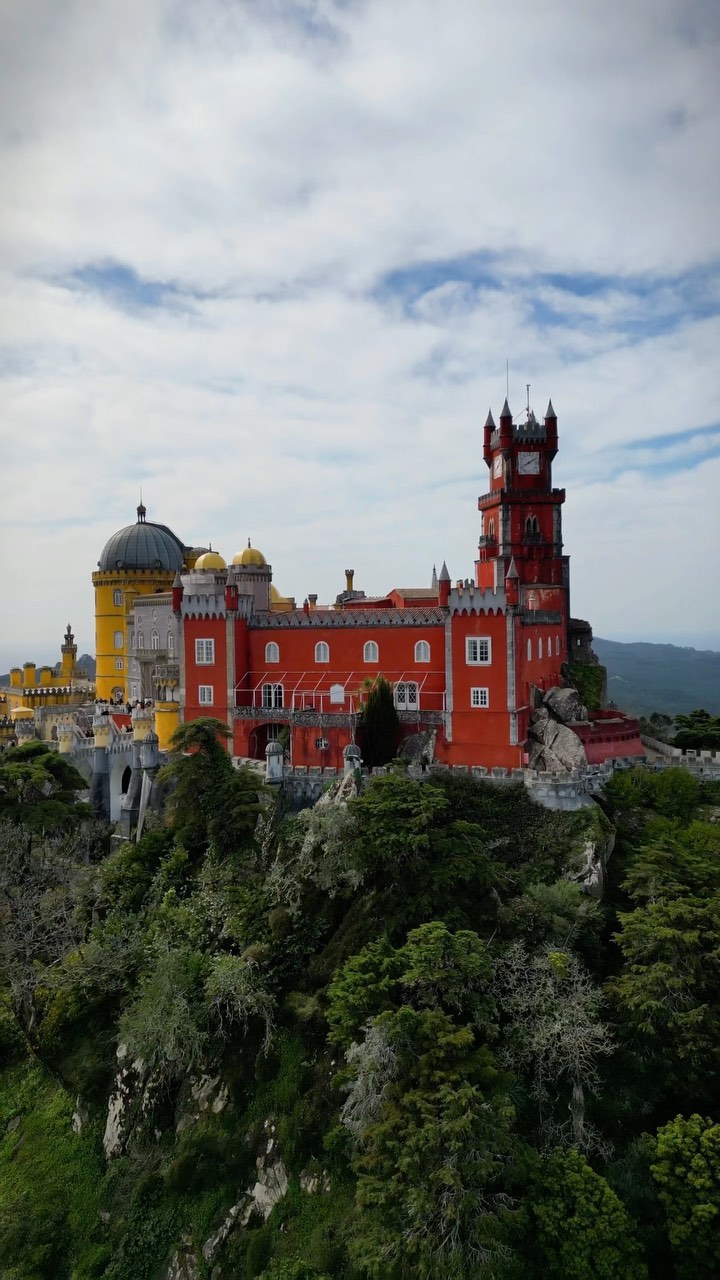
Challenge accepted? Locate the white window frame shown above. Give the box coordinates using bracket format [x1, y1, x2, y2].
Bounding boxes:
[466, 636, 491, 665]
[262, 682, 284, 709]
[199, 685, 214, 705]
[363, 640, 379, 663]
[114, 630, 124, 650]
[538, 638, 542, 660]
[527, 638, 532, 661]
[151, 629, 160, 651]
[471, 687, 489, 708]
[113, 589, 123, 607]
[265, 641, 279, 663]
[315, 640, 330, 663]
[115, 658, 124, 671]
[415, 640, 430, 662]
[168, 632, 175, 656]
[395, 681, 419, 711]
[195, 638, 215, 665]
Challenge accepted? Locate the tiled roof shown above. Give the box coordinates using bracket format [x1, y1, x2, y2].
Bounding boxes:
[249, 607, 446, 629]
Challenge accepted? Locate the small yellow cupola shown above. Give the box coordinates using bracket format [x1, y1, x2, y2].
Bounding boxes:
[195, 549, 227, 571]
[232, 539, 267, 567]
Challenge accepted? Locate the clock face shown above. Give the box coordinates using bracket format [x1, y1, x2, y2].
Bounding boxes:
[517, 451, 540, 475]
[493, 455, 503, 479]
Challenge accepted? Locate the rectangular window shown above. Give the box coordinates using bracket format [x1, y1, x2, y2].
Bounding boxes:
[195, 638, 215, 664]
[471, 687, 489, 708]
[113, 589, 123, 607]
[466, 636, 491, 665]
[114, 630, 124, 650]
[262, 683, 284, 709]
[199, 685, 214, 705]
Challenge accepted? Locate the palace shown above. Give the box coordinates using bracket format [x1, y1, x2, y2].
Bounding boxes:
[94, 397, 578, 770]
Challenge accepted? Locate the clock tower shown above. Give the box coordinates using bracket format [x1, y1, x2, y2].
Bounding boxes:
[477, 397, 567, 593]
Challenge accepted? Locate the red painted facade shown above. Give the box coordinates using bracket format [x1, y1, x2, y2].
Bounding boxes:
[174, 400, 616, 770]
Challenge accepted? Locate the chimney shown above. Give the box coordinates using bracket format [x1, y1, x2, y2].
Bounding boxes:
[345, 569, 355, 593]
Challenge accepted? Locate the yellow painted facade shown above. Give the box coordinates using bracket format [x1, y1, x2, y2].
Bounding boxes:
[0, 625, 91, 719]
[93, 570, 177, 701]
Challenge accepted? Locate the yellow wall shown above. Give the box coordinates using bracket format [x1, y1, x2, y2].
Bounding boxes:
[154, 701, 180, 751]
[93, 570, 177, 701]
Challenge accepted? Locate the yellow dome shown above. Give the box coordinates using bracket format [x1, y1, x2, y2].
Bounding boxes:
[232, 542, 267, 567]
[195, 550, 227, 571]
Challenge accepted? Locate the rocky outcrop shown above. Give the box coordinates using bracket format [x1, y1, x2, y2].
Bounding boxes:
[103, 1043, 162, 1159]
[165, 1237, 201, 1280]
[202, 1119, 288, 1264]
[527, 707, 588, 772]
[399, 728, 437, 770]
[543, 687, 589, 724]
[176, 1074, 229, 1135]
[565, 812, 615, 899]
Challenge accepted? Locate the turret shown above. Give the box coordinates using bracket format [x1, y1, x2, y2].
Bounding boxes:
[172, 571, 183, 613]
[438, 560, 451, 608]
[505, 556, 519, 606]
[483, 408, 496, 468]
[498, 398, 513, 450]
[544, 399, 558, 459]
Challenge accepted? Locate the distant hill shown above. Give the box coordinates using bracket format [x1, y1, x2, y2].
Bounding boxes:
[594, 638, 720, 717]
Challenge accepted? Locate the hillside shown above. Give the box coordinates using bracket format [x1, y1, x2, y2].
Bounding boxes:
[2, 728, 720, 1277]
[594, 637, 720, 717]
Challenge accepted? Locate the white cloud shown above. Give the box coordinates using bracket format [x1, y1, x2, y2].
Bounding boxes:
[1, 0, 719, 671]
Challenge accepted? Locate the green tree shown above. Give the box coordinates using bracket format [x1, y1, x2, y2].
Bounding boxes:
[673, 710, 720, 751]
[162, 718, 261, 859]
[357, 677, 400, 768]
[651, 1114, 720, 1278]
[528, 1147, 647, 1279]
[0, 741, 91, 833]
[611, 894, 720, 1102]
[348, 1007, 515, 1278]
[492, 942, 612, 1153]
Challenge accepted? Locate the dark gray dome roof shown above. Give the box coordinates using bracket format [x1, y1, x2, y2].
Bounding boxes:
[98, 507, 184, 573]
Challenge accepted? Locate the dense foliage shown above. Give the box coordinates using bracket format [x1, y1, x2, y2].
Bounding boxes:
[1, 731, 719, 1277]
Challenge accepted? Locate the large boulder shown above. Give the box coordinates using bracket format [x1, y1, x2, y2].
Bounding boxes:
[543, 686, 589, 724]
[528, 707, 587, 771]
[398, 728, 437, 770]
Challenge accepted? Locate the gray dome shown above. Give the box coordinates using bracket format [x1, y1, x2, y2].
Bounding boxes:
[98, 506, 184, 573]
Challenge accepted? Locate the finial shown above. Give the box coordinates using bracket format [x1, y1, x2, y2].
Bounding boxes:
[431, 564, 438, 589]
[248, 537, 251, 548]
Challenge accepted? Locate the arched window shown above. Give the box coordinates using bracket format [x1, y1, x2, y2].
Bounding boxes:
[538, 638, 542, 660]
[168, 632, 175, 656]
[151, 629, 160, 651]
[527, 638, 532, 661]
[488, 518, 495, 539]
[136, 631, 143, 650]
[265, 641, 279, 663]
[415, 640, 430, 662]
[114, 630, 123, 650]
[556, 635, 560, 656]
[364, 640, 379, 662]
[315, 641, 329, 663]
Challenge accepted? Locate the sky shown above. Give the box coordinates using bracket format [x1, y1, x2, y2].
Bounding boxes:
[1, 0, 719, 671]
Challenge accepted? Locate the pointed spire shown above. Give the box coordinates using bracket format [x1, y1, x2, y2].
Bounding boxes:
[545, 398, 556, 420]
[431, 564, 438, 589]
[439, 560, 450, 582]
[506, 556, 519, 579]
[485, 408, 496, 428]
[172, 571, 182, 588]
[500, 397, 512, 419]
